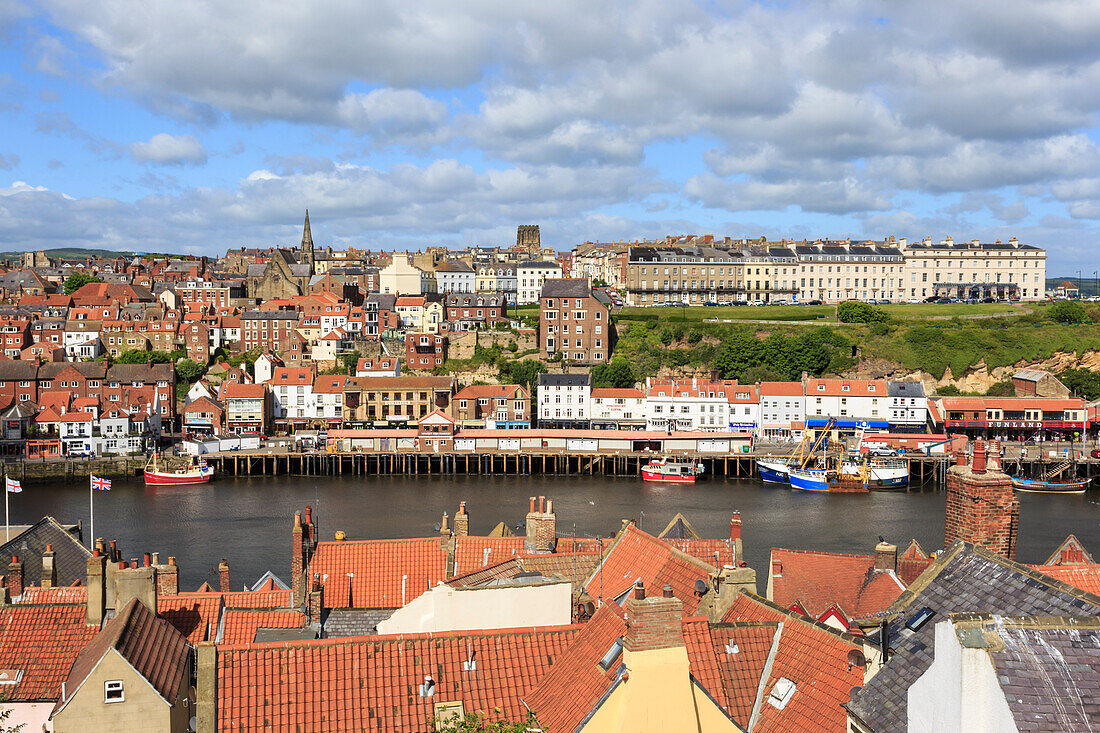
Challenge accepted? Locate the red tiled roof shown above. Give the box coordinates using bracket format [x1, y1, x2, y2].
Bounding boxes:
[308, 538, 449, 609]
[216, 625, 580, 732]
[0, 604, 98, 701]
[664, 538, 737, 568]
[683, 619, 775, 726]
[590, 388, 644, 399]
[218, 609, 307, 644]
[159, 594, 223, 644]
[758, 381, 805, 396]
[583, 524, 715, 613]
[769, 547, 905, 620]
[939, 396, 1085, 411]
[452, 537, 608, 578]
[721, 594, 865, 733]
[17, 586, 88, 604]
[523, 604, 627, 732]
[805, 378, 887, 397]
[221, 382, 266, 399]
[1029, 564, 1100, 595]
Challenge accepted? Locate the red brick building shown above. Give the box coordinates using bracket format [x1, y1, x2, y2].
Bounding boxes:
[539, 279, 614, 365]
[404, 333, 447, 370]
[444, 293, 508, 330]
[451, 384, 530, 428]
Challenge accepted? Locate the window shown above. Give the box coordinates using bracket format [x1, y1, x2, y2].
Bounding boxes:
[105, 680, 124, 702]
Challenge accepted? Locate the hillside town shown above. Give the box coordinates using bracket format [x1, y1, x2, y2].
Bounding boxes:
[0, 220, 1096, 731]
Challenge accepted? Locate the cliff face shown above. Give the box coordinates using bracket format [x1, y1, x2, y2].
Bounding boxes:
[841, 350, 1100, 394]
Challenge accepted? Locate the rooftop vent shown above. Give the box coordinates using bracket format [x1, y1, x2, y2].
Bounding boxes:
[768, 677, 796, 710]
[599, 638, 624, 671]
[905, 607, 935, 632]
[725, 643, 739, 655]
[418, 675, 435, 698]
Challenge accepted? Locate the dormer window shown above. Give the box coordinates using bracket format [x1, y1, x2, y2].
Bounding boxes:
[841, 385, 850, 392]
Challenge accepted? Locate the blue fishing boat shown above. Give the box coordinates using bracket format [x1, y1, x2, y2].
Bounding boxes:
[788, 466, 833, 492]
[757, 458, 794, 485]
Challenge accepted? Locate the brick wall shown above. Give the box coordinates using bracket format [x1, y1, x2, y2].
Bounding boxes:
[944, 443, 1019, 560]
[624, 591, 685, 652]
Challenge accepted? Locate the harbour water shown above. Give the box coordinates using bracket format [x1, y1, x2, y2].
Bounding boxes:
[9, 475, 1100, 590]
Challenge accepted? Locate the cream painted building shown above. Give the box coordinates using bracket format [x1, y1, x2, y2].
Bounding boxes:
[376, 579, 571, 635]
[379, 253, 436, 295]
[899, 236, 1046, 301]
[517, 260, 563, 304]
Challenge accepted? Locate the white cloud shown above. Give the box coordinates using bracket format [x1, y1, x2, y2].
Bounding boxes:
[130, 133, 207, 165]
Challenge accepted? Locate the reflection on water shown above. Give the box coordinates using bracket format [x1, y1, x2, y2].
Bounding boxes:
[8, 474, 1099, 590]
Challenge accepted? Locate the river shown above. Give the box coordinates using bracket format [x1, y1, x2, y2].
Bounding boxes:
[9, 475, 1100, 590]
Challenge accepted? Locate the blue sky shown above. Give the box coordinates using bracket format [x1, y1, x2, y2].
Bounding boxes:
[1, 0, 1098, 274]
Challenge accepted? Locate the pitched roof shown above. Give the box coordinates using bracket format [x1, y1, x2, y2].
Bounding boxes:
[54, 599, 189, 715]
[0, 604, 98, 701]
[1027, 564, 1100, 595]
[522, 603, 627, 732]
[307, 538, 449, 609]
[721, 593, 866, 733]
[0, 517, 91, 591]
[217, 608, 307, 644]
[846, 542, 1100, 733]
[769, 547, 906, 620]
[682, 619, 775, 727]
[582, 524, 716, 613]
[221, 382, 265, 399]
[215, 625, 580, 732]
[451, 537, 607, 579]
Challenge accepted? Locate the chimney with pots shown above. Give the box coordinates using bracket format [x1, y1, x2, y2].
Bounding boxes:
[524, 496, 557, 553]
[86, 549, 107, 625]
[292, 511, 306, 606]
[308, 574, 324, 624]
[729, 512, 743, 565]
[944, 439, 1019, 559]
[155, 555, 179, 597]
[454, 501, 469, 537]
[218, 559, 231, 593]
[7, 555, 23, 600]
[874, 541, 897, 572]
[41, 544, 56, 588]
[623, 579, 685, 653]
[113, 561, 157, 616]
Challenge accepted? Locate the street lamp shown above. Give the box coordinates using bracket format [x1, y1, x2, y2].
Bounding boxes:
[1077, 270, 1082, 299]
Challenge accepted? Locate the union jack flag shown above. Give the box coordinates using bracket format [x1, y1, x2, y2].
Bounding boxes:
[91, 475, 111, 491]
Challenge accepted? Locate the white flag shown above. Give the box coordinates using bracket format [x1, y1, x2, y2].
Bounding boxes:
[5, 478, 21, 494]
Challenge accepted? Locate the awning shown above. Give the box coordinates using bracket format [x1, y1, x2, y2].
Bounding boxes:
[806, 419, 890, 428]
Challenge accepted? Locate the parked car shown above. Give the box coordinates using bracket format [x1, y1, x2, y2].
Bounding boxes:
[924, 295, 940, 303]
[907, 298, 922, 304]
[729, 300, 748, 306]
[1090, 448, 1100, 459]
[868, 447, 898, 457]
[702, 301, 718, 307]
[772, 298, 788, 305]
[805, 299, 823, 305]
[750, 299, 765, 306]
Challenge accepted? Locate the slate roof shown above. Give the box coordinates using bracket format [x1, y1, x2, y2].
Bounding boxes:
[540, 279, 593, 299]
[537, 372, 592, 388]
[451, 537, 607, 578]
[0, 604, 98, 701]
[769, 547, 906, 620]
[846, 542, 1100, 733]
[0, 517, 90, 591]
[321, 608, 395, 637]
[966, 616, 1100, 732]
[887, 381, 925, 398]
[54, 599, 189, 715]
[215, 625, 580, 732]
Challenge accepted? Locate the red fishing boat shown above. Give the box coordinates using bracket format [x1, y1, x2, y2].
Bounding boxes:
[641, 457, 703, 484]
[143, 454, 214, 486]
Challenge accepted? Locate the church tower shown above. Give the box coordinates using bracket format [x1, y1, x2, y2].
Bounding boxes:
[301, 209, 315, 271]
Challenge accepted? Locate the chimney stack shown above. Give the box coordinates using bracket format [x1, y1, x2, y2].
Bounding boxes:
[525, 496, 557, 553]
[7, 556, 23, 600]
[874, 541, 897, 572]
[218, 559, 231, 593]
[624, 582, 684, 653]
[972, 440, 987, 474]
[454, 501, 469, 537]
[308, 574, 324, 624]
[292, 511, 306, 607]
[41, 544, 57, 588]
[156, 555, 179, 597]
[113, 563, 157, 616]
[729, 512, 743, 564]
[86, 549, 107, 625]
[945, 439, 1019, 560]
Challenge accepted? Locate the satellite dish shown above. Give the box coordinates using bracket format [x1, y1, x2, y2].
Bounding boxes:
[694, 579, 707, 596]
[189, 717, 197, 730]
[847, 649, 866, 669]
[583, 601, 596, 617]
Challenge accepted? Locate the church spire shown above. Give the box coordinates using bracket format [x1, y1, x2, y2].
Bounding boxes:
[301, 209, 313, 250]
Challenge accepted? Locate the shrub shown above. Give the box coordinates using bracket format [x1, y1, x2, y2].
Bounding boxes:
[868, 322, 890, 336]
[837, 300, 888, 323]
[1049, 300, 1086, 324]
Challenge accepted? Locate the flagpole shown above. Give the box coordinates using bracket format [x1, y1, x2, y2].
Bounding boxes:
[5, 471, 9, 544]
[89, 474, 93, 549]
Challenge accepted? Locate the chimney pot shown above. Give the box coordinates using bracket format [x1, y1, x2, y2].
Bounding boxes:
[304, 505, 312, 524]
[45, 544, 52, 552]
[662, 584, 673, 598]
[152, 552, 160, 565]
[955, 451, 966, 467]
[529, 496, 536, 513]
[168, 556, 176, 567]
[538, 496, 546, 513]
[143, 553, 151, 567]
[546, 499, 553, 515]
[634, 581, 645, 600]
[294, 511, 302, 528]
[458, 501, 466, 515]
[972, 440, 987, 474]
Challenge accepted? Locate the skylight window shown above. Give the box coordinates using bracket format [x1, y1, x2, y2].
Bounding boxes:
[905, 607, 935, 632]
[599, 638, 624, 671]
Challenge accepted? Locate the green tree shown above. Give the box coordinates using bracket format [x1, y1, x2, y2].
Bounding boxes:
[338, 351, 359, 374]
[62, 272, 103, 295]
[591, 356, 638, 388]
[175, 359, 206, 384]
[498, 359, 547, 391]
[1048, 300, 1086, 324]
[434, 712, 537, 732]
[837, 300, 888, 323]
[1060, 368, 1100, 400]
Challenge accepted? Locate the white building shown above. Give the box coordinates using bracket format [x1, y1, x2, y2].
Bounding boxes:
[517, 260, 564, 305]
[590, 387, 646, 430]
[312, 376, 346, 424]
[435, 261, 476, 293]
[804, 378, 889, 432]
[537, 372, 592, 429]
[887, 381, 928, 431]
[644, 377, 749, 432]
[253, 352, 282, 385]
[269, 367, 314, 422]
[758, 381, 806, 440]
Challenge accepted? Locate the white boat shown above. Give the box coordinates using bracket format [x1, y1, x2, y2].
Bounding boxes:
[840, 456, 909, 489]
[642, 458, 704, 484]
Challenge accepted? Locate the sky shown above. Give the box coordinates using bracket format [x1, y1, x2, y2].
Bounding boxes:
[0, 1, 1098, 274]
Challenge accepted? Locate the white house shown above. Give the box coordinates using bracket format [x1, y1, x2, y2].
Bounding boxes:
[804, 378, 889, 432]
[758, 381, 806, 440]
[435, 261, 476, 293]
[537, 372, 592, 429]
[311, 376, 346, 425]
[269, 367, 314, 422]
[517, 260, 564, 305]
[887, 381, 929, 431]
[645, 377, 748, 432]
[379, 253, 435, 295]
[253, 351, 282, 385]
[590, 388, 647, 430]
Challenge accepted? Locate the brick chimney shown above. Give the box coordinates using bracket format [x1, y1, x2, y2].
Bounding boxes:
[624, 580, 685, 653]
[156, 555, 179, 597]
[308, 573, 324, 624]
[874, 541, 897, 572]
[7, 555, 23, 600]
[86, 549, 107, 625]
[454, 501, 469, 537]
[292, 511, 305, 606]
[524, 496, 556, 553]
[218, 559, 231, 593]
[729, 512, 743, 564]
[41, 544, 56, 588]
[944, 440, 1019, 559]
